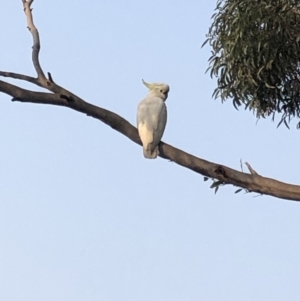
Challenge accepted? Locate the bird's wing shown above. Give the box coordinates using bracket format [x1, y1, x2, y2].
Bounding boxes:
[152, 101, 167, 146]
[137, 97, 166, 151]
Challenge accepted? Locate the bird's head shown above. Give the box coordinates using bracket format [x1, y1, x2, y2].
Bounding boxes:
[142, 79, 170, 101]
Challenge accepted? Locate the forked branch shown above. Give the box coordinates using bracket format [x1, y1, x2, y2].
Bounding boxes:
[0, 1, 300, 202]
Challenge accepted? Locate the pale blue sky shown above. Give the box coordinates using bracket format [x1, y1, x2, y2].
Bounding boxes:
[0, 1, 300, 301]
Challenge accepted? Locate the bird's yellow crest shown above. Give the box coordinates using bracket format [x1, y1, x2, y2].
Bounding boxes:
[142, 79, 155, 90]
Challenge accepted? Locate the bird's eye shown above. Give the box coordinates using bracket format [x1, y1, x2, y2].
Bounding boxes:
[160, 89, 163, 93]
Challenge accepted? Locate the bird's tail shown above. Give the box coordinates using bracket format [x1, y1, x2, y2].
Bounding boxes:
[143, 146, 158, 159]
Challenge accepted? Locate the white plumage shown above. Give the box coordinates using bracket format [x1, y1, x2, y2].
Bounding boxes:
[137, 80, 169, 159]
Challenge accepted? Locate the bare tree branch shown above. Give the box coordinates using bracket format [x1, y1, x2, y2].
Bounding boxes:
[0, 1, 300, 202]
[0, 71, 40, 86]
[22, 0, 47, 82]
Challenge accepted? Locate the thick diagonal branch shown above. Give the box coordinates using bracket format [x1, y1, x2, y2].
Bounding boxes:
[1, 79, 300, 202]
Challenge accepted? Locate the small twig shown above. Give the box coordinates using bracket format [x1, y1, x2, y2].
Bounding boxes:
[47, 72, 54, 83]
[240, 159, 244, 172]
[245, 162, 259, 175]
[22, 0, 47, 82]
[254, 194, 263, 198]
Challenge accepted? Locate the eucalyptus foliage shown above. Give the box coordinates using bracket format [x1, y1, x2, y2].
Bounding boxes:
[204, 0, 300, 127]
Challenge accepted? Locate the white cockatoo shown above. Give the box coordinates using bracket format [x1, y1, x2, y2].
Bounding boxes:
[137, 79, 169, 159]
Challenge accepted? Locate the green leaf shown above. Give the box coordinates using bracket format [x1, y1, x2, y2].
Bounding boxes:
[201, 38, 209, 48]
[214, 186, 219, 194]
[210, 181, 224, 189]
